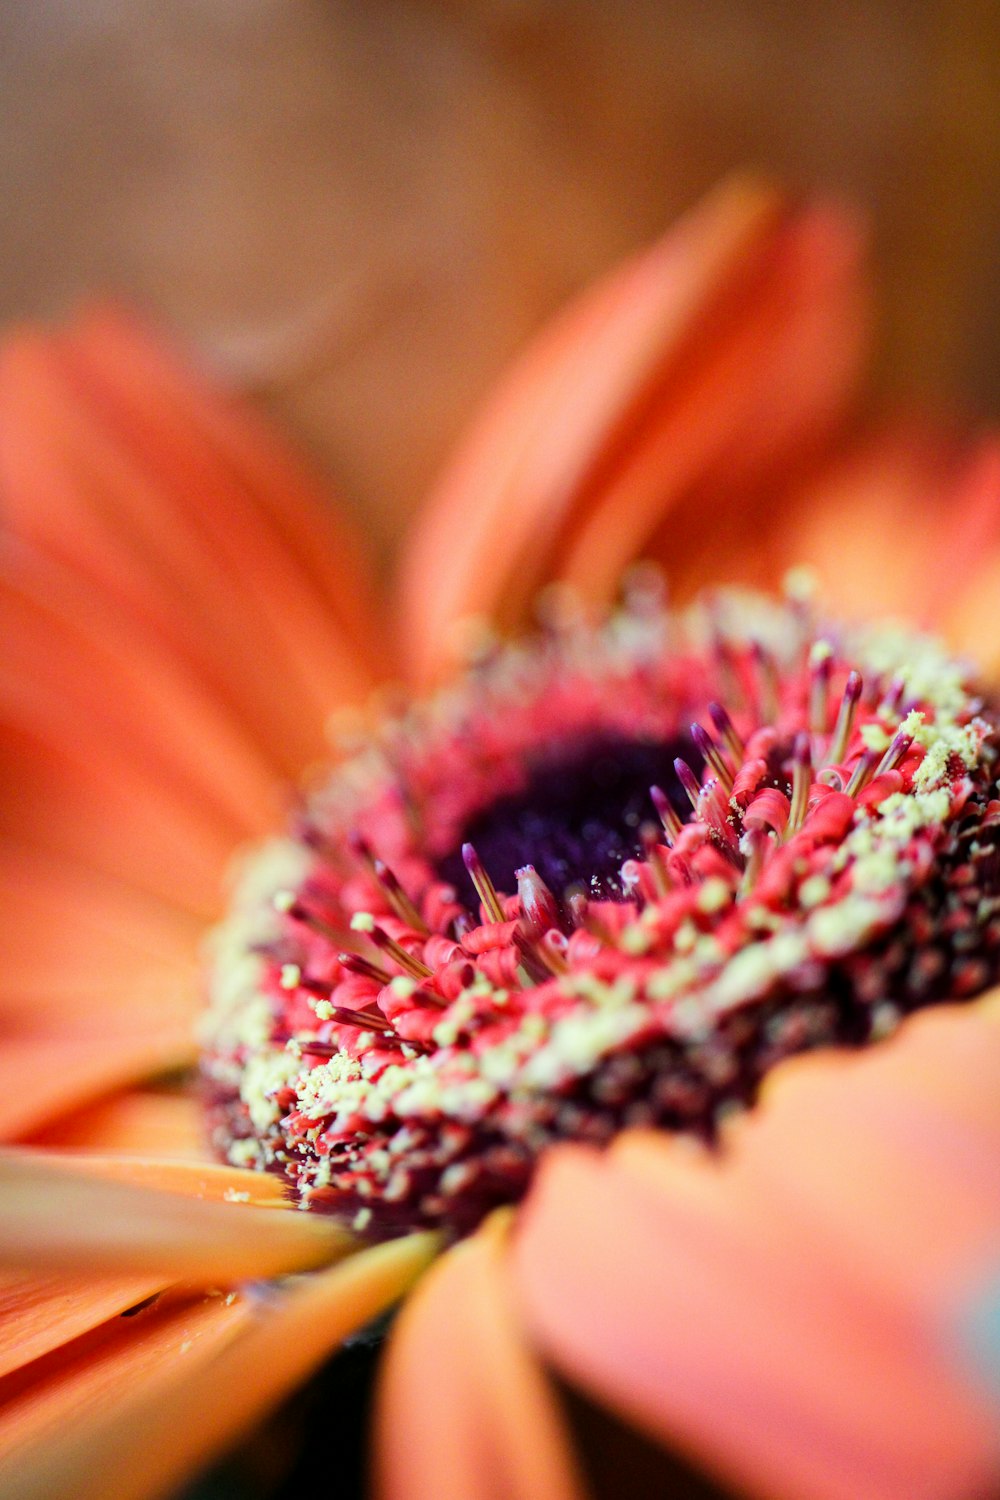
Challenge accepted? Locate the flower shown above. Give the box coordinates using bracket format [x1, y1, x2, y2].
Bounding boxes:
[0, 174, 998, 1500]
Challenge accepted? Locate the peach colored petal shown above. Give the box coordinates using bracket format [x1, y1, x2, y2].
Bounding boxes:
[376, 1214, 585, 1500]
[0, 543, 283, 843]
[0, 1268, 165, 1380]
[72, 303, 387, 682]
[0, 724, 229, 914]
[770, 422, 963, 622]
[400, 174, 786, 680]
[26, 1090, 207, 1160]
[0, 844, 199, 1031]
[0, 1020, 197, 1142]
[12, 1150, 293, 1207]
[557, 199, 867, 607]
[0, 1287, 250, 1481]
[400, 175, 870, 681]
[6, 1232, 439, 1500]
[0, 1150, 352, 1280]
[918, 438, 1000, 632]
[59, 318, 378, 734]
[729, 999, 1000, 1316]
[0, 324, 374, 779]
[513, 1133, 1000, 1500]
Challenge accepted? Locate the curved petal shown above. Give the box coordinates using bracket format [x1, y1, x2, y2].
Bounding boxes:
[26, 1090, 207, 1160]
[513, 998, 1000, 1500]
[400, 175, 869, 682]
[0, 315, 379, 783]
[0, 1151, 353, 1281]
[4, 1232, 439, 1500]
[0, 1269, 167, 1381]
[0, 1022, 197, 1143]
[376, 1214, 585, 1500]
[0, 1287, 250, 1482]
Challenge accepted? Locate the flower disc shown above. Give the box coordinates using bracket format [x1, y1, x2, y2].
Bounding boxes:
[202, 586, 1000, 1237]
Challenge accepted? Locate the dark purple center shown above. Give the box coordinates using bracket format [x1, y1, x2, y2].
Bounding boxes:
[438, 733, 698, 908]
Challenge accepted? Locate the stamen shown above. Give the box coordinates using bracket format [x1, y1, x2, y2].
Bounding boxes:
[338, 951, 393, 986]
[808, 646, 832, 738]
[274, 892, 367, 955]
[650, 784, 683, 845]
[739, 825, 770, 893]
[880, 675, 907, 716]
[462, 843, 507, 924]
[709, 701, 744, 762]
[876, 729, 914, 778]
[639, 821, 672, 898]
[347, 832, 427, 931]
[826, 670, 863, 766]
[750, 640, 779, 724]
[373, 859, 428, 932]
[297, 1004, 399, 1041]
[786, 731, 812, 837]
[845, 747, 879, 797]
[516, 866, 559, 939]
[350, 914, 433, 981]
[690, 723, 733, 792]
[673, 757, 702, 815]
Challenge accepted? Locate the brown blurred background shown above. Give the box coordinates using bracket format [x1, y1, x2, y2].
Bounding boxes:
[2, 0, 999, 568]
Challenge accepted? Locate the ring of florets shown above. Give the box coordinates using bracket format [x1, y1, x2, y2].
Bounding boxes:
[202, 584, 1000, 1238]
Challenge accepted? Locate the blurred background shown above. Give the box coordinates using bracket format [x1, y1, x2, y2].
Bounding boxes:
[2, 0, 999, 569]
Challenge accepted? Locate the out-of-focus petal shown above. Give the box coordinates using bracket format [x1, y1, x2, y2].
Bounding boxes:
[0, 1269, 167, 1380]
[376, 1214, 585, 1500]
[0, 1287, 250, 1483]
[770, 422, 990, 626]
[930, 441, 1000, 674]
[513, 997, 1000, 1500]
[72, 303, 386, 686]
[400, 174, 869, 682]
[0, 843, 201, 1139]
[4, 1232, 439, 1500]
[0, 1022, 197, 1143]
[0, 317, 380, 780]
[26, 1090, 207, 1160]
[0, 1151, 353, 1281]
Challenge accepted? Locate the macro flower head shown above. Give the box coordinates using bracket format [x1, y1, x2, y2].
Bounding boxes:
[0, 175, 998, 1500]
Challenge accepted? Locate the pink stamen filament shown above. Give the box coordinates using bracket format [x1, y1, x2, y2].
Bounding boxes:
[650, 784, 683, 844]
[462, 843, 507, 924]
[826, 670, 863, 766]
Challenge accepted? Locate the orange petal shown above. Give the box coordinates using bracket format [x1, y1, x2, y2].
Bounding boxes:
[0, 319, 376, 780]
[26, 1090, 207, 1160]
[400, 175, 869, 681]
[10, 1149, 293, 1207]
[558, 197, 867, 606]
[400, 174, 783, 680]
[0, 1150, 352, 1280]
[0, 721, 230, 915]
[0, 1268, 166, 1380]
[772, 421, 966, 623]
[72, 302, 386, 682]
[513, 1112, 1000, 1500]
[0, 1020, 197, 1143]
[5, 1232, 439, 1500]
[0, 842, 201, 1139]
[0, 1287, 250, 1481]
[0, 543, 283, 844]
[734, 998, 1000, 1317]
[376, 1213, 585, 1500]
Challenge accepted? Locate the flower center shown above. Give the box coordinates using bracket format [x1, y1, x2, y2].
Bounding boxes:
[438, 733, 698, 910]
[202, 589, 1000, 1240]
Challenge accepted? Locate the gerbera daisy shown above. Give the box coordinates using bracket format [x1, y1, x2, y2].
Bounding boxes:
[0, 174, 997, 1500]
